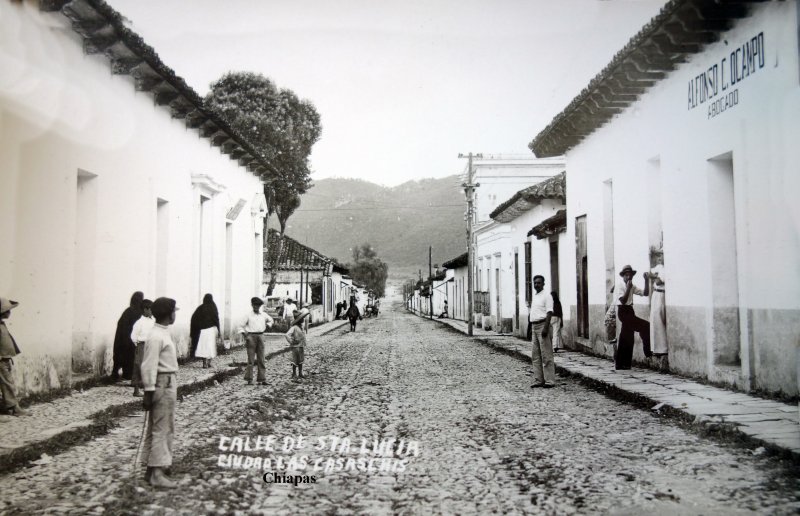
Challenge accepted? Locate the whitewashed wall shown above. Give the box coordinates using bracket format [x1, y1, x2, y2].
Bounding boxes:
[0, 3, 265, 393]
[561, 1, 800, 395]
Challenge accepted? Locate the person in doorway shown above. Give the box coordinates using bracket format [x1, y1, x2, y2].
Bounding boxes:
[286, 308, 310, 380]
[111, 291, 144, 382]
[191, 294, 221, 369]
[648, 261, 668, 363]
[141, 297, 179, 488]
[0, 297, 29, 416]
[550, 292, 564, 353]
[615, 264, 652, 370]
[335, 301, 344, 320]
[130, 299, 154, 397]
[527, 275, 556, 388]
[237, 297, 274, 385]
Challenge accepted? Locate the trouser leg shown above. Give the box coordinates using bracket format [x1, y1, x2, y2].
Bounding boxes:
[255, 336, 266, 383]
[244, 336, 256, 382]
[144, 376, 177, 468]
[0, 360, 18, 410]
[532, 323, 556, 384]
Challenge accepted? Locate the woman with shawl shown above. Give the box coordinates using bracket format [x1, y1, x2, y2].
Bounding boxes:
[191, 293, 221, 368]
[111, 291, 144, 381]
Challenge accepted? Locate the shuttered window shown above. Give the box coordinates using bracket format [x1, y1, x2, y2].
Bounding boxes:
[524, 241, 532, 303]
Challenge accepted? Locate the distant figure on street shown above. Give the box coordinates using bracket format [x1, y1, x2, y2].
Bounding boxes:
[283, 298, 297, 326]
[335, 301, 344, 320]
[191, 294, 221, 369]
[346, 296, 361, 332]
[111, 291, 144, 382]
[615, 264, 652, 370]
[527, 275, 556, 388]
[0, 297, 28, 416]
[550, 292, 564, 353]
[648, 261, 668, 363]
[438, 300, 449, 319]
[286, 308, 310, 380]
[141, 297, 179, 488]
[237, 297, 274, 385]
[130, 299, 154, 397]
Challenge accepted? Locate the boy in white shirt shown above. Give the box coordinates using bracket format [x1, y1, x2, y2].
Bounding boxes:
[130, 299, 154, 398]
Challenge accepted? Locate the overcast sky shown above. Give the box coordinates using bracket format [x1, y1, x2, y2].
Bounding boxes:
[110, 0, 665, 187]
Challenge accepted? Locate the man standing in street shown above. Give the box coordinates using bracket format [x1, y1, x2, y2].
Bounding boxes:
[0, 297, 29, 416]
[282, 298, 297, 326]
[238, 297, 274, 386]
[527, 275, 556, 388]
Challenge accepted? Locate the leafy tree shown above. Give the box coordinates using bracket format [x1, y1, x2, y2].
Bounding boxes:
[205, 71, 322, 295]
[348, 243, 389, 298]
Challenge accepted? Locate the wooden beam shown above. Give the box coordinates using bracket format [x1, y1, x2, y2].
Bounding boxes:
[200, 122, 219, 139]
[83, 33, 116, 55]
[39, 0, 70, 12]
[185, 110, 206, 129]
[211, 131, 230, 146]
[154, 89, 180, 106]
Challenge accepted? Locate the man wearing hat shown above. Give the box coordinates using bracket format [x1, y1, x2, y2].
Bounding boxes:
[615, 265, 652, 370]
[237, 297, 274, 385]
[282, 298, 297, 326]
[0, 297, 28, 416]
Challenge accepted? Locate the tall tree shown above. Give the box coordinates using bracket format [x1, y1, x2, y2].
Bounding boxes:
[205, 72, 321, 295]
[348, 243, 389, 298]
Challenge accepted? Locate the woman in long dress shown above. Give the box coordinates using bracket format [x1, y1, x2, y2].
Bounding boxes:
[190, 294, 221, 368]
[111, 291, 144, 381]
[649, 264, 668, 366]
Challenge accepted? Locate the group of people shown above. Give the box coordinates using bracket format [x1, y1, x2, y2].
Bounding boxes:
[612, 263, 667, 370]
[104, 290, 313, 488]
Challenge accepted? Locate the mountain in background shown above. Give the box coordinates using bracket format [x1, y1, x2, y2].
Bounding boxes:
[270, 176, 467, 276]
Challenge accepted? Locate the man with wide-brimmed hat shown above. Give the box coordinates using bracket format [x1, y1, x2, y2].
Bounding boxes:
[0, 297, 29, 416]
[615, 264, 651, 370]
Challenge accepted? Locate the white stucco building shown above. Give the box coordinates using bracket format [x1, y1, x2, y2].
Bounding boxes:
[441, 253, 468, 322]
[530, 0, 800, 396]
[1, 1, 274, 393]
[474, 173, 566, 336]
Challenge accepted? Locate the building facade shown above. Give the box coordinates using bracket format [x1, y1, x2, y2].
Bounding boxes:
[1, 0, 273, 393]
[530, 0, 800, 396]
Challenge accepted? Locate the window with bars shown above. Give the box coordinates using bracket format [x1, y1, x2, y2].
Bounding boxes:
[524, 241, 532, 304]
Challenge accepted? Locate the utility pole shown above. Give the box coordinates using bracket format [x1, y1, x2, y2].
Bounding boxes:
[429, 245, 433, 320]
[459, 152, 482, 336]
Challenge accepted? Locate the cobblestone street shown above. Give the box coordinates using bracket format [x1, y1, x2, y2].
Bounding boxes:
[0, 299, 798, 515]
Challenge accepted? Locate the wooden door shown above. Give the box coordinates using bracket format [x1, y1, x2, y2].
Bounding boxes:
[575, 215, 589, 338]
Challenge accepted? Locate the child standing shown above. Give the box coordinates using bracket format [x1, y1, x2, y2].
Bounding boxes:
[0, 297, 28, 416]
[285, 308, 310, 380]
[130, 299, 154, 397]
[141, 297, 179, 488]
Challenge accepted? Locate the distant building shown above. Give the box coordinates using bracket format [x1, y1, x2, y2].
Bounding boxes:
[530, 0, 800, 396]
[441, 253, 468, 322]
[474, 172, 566, 335]
[263, 229, 348, 323]
[0, 1, 272, 393]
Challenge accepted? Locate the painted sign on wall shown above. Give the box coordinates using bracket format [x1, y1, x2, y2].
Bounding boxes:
[687, 31, 766, 119]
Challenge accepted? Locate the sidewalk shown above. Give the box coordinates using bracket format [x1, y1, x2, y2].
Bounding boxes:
[0, 319, 349, 472]
[428, 314, 800, 461]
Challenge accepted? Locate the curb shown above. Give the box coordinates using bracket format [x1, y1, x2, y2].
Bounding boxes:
[421, 313, 800, 463]
[0, 347, 288, 474]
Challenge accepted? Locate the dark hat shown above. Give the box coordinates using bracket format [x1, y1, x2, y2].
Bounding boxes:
[251, 297, 264, 306]
[292, 308, 310, 326]
[285, 298, 294, 304]
[151, 297, 178, 319]
[0, 297, 19, 314]
[619, 265, 637, 277]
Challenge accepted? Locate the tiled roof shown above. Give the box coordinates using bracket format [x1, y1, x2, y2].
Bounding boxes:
[530, 0, 762, 157]
[490, 172, 566, 223]
[264, 229, 332, 271]
[442, 252, 468, 270]
[42, 0, 278, 180]
[528, 209, 567, 239]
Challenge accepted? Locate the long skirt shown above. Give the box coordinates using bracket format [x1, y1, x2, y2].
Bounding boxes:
[551, 317, 564, 351]
[195, 327, 218, 359]
[651, 291, 668, 354]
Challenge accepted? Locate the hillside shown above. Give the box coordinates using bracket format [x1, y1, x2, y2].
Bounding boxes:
[269, 177, 467, 272]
